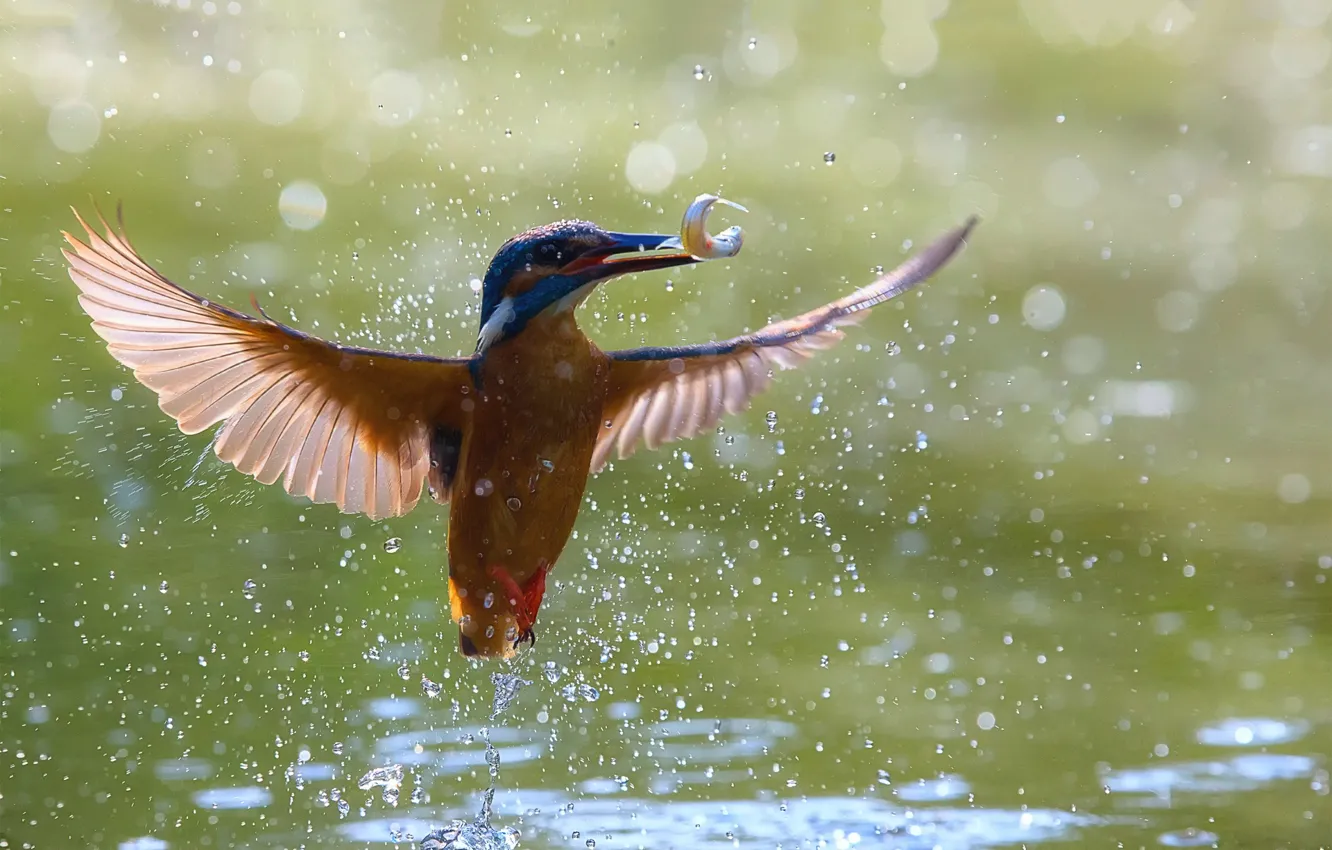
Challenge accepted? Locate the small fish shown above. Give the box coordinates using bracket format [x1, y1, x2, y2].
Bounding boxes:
[660, 193, 747, 260]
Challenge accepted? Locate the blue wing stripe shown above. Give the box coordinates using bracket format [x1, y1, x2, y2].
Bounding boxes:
[608, 216, 976, 364]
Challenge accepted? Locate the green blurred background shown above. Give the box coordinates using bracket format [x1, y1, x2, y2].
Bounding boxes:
[2, 0, 1330, 847]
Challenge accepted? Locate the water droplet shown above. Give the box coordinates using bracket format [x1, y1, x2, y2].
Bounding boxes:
[474, 478, 494, 497]
[397, 661, 411, 680]
[366, 646, 381, 661]
[315, 789, 330, 807]
[823, 151, 836, 165]
[765, 410, 778, 432]
[543, 661, 563, 684]
[877, 769, 892, 786]
[159, 581, 169, 594]
[483, 592, 495, 609]
[382, 784, 400, 806]
[506, 497, 522, 511]
[357, 764, 404, 792]
[586, 841, 596, 849]
[812, 512, 827, 528]
[491, 672, 532, 718]
[410, 785, 427, 804]
[692, 64, 706, 80]
[383, 537, 402, 554]
[336, 798, 350, 816]
[747, 37, 758, 49]
[504, 128, 512, 138]
[118, 533, 129, 548]
[278, 180, 328, 230]
[298, 650, 310, 662]
[422, 676, 443, 698]
[794, 488, 805, 500]
[242, 579, 257, 600]
[915, 431, 929, 451]
[332, 742, 345, 755]
[561, 683, 601, 703]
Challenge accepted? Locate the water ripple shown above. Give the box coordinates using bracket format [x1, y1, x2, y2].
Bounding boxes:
[1103, 753, 1318, 802]
[529, 792, 1096, 849]
[895, 774, 971, 802]
[192, 786, 272, 810]
[342, 793, 1100, 849]
[648, 717, 797, 762]
[154, 757, 214, 781]
[1158, 827, 1220, 847]
[374, 724, 542, 775]
[1194, 717, 1310, 747]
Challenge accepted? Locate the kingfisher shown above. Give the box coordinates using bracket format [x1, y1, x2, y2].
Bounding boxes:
[61, 203, 975, 658]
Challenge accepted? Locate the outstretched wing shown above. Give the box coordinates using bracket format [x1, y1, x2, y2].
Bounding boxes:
[62, 207, 476, 520]
[593, 217, 977, 472]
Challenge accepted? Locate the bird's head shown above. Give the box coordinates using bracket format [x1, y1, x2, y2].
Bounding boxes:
[475, 220, 698, 353]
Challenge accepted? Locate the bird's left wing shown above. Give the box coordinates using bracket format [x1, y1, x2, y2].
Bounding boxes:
[593, 217, 977, 472]
[62, 207, 475, 520]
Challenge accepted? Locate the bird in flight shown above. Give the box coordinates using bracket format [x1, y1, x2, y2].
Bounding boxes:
[61, 201, 975, 659]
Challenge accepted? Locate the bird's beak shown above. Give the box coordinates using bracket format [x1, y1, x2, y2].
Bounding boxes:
[559, 232, 699, 282]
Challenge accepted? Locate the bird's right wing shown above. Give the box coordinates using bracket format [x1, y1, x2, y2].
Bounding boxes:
[593, 217, 977, 472]
[62, 207, 476, 520]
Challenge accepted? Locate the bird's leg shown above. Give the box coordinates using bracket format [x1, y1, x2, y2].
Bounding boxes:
[487, 559, 551, 648]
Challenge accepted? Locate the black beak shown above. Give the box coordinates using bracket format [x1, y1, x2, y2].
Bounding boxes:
[559, 231, 699, 282]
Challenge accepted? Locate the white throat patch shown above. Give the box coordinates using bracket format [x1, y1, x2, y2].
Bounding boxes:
[553, 282, 596, 314]
[476, 296, 516, 354]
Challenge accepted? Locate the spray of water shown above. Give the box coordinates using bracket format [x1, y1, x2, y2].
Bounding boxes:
[419, 672, 531, 850]
[184, 423, 226, 490]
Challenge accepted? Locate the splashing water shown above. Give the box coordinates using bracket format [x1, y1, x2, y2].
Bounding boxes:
[420, 824, 520, 850]
[184, 424, 225, 489]
[560, 683, 600, 703]
[358, 763, 404, 807]
[489, 672, 531, 720]
[418, 673, 531, 849]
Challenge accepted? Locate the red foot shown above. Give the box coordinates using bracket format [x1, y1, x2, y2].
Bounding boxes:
[487, 560, 551, 646]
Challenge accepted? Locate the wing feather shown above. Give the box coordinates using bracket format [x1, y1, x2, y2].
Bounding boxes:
[595, 217, 976, 470]
[62, 206, 475, 519]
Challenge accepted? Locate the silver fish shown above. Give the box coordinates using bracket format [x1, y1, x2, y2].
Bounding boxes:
[661, 193, 747, 260]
